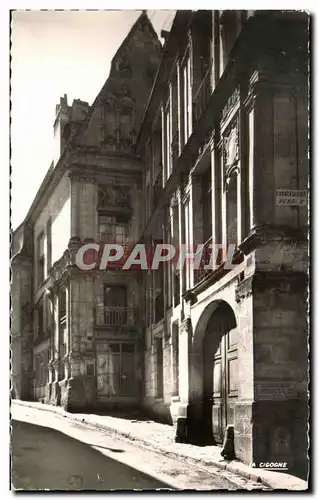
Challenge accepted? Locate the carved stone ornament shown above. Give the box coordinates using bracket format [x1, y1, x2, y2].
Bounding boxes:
[223, 120, 240, 188]
[115, 50, 131, 73]
[98, 184, 131, 209]
[170, 192, 179, 208]
[224, 122, 239, 169]
[116, 85, 131, 98]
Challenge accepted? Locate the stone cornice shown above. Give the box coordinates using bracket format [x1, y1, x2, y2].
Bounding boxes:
[235, 270, 308, 303]
[239, 223, 308, 256]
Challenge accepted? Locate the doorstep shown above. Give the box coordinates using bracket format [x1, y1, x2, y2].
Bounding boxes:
[12, 399, 308, 491]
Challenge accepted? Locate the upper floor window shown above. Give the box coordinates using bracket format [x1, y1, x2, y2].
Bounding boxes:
[46, 219, 52, 273]
[37, 232, 45, 287]
[163, 99, 172, 181]
[220, 11, 245, 74]
[99, 214, 129, 245]
[59, 288, 67, 323]
[36, 300, 44, 338]
[104, 285, 127, 307]
[180, 50, 192, 147]
[102, 285, 128, 326]
[36, 294, 52, 340]
[170, 67, 179, 166]
[192, 14, 213, 124]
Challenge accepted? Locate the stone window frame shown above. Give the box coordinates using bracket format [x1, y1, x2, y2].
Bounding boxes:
[36, 231, 45, 288]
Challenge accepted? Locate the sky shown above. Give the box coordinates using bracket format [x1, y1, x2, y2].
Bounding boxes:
[10, 10, 175, 230]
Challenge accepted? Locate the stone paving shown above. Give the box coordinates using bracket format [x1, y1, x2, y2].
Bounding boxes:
[12, 400, 308, 491]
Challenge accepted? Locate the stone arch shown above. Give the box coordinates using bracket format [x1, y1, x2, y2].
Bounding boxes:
[189, 299, 237, 443]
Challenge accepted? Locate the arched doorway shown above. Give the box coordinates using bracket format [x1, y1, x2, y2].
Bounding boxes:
[194, 300, 238, 445]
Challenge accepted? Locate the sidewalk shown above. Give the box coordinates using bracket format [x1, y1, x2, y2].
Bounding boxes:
[12, 399, 308, 491]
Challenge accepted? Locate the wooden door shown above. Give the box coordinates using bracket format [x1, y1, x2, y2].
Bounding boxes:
[96, 342, 137, 398]
[204, 326, 238, 444]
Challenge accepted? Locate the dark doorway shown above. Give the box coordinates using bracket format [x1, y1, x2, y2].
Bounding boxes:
[202, 302, 238, 444]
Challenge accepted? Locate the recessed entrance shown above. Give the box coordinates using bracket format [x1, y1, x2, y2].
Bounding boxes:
[191, 300, 238, 445]
[96, 342, 138, 399]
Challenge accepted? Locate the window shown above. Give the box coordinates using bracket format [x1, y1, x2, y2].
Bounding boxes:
[59, 288, 67, 322]
[46, 219, 52, 273]
[104, 285, 126, 307]
[172, 200, 180, 306]
[220, 11, 243, 75]
[192, 14, 213, 122]
[163, 99, 172, 182]
[181, 51, 192, 147]
[146, 280, 152, 328]
[99, 215, 128, 244]
[35, 349, 49, 386]
[44, 349, 49, 384]
[174, 271, 180, 306]
[59, 343, 66, 380]
[226, 175, 238, 248]
[172, 324, 179, 396]
[202, 168, 212, 243]
[35, 356, 40, 386]
[183, 197, 192, 291]
[154, 262, 164, 324]
[45, 295, 52, 335]
[170, 68, 179, 166]
[155, 337, 164, 398]
[37, 233, 45, 287]
[103, 285, 127, 326]
[37, 302, 44, 338]
[86, 363, 95, 376]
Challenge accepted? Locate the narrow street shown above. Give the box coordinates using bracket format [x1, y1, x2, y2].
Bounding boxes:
[11, 404, 265, 491]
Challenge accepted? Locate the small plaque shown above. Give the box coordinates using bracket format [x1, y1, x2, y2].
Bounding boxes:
[276, 189, 308, 206]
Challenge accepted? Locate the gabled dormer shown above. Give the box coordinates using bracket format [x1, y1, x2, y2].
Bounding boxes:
[76, 12, 162, 154]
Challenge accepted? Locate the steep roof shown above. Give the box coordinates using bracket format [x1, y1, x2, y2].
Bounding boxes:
[74, 11, 161, 146]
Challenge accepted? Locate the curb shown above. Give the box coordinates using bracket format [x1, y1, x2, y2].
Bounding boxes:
[12, 400, 308, 491]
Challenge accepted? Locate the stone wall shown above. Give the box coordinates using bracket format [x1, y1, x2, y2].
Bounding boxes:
[33, 173, 70, 290]
[143, 321, 175, 424]
[11, 256, 33, 401]
[252, 274, 308, 477]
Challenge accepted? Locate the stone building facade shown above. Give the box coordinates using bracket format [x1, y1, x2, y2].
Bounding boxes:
[11, 11, 309, 479]
[136, 11, 309, 479]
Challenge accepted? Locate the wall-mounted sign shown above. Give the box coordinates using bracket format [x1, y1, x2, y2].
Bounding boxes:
[276, 189, 308, 206]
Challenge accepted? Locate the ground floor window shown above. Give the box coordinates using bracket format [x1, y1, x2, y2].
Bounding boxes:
[34, 349, 49, 387]
[96, 342, 137, 397]
[155, 337, 163, 398]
